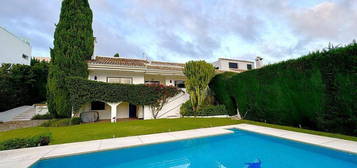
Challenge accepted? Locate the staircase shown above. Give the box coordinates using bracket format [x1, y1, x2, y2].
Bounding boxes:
[12, 107, 36, 121]
[157, 89, 190, 119]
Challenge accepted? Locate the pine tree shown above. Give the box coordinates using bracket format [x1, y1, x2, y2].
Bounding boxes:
[47, 0, 94, 118]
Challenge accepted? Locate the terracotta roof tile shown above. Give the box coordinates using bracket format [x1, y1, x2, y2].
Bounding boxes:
[150, 61, 184, 67]
[88, 56, 148, 66]
[147, 65, 183, 71]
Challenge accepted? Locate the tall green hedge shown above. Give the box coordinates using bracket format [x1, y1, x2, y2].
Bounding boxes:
[0, 61, 48, 112]
[210, 42, 357, 136]
[66, 77, 181, 112]
[47, 0, 94, 118]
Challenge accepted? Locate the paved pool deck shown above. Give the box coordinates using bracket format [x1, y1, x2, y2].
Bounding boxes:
[0, 123, 356, 168]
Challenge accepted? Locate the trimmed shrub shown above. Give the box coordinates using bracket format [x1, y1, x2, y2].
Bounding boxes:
[32, 113, 52, 120]
[197, 105, 228, 116]
[41, 118, 81, 127]
[70, 117, 82, 125]
[180, 100, 194, 116]
[210, 42, 357, 136]
[0, 134, 51, 151]
[180, 101, 228, 116]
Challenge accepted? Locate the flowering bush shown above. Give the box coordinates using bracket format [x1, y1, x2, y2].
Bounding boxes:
[146, 84, 182, 119]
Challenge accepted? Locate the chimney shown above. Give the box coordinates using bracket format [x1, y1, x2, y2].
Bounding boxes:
[255, 56, 263, 69]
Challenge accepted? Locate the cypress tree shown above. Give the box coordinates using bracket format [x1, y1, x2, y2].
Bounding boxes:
[47, 0, 94, 118]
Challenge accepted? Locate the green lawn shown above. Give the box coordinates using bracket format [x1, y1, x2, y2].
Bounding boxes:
[0, 118, 240, 144]
[0, 118, 356, 145]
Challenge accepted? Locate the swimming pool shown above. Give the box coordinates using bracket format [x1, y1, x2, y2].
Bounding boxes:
[31, 129, 357, 168]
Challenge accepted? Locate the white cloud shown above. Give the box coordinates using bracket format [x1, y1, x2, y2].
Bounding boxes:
[0, 0, 355, 63]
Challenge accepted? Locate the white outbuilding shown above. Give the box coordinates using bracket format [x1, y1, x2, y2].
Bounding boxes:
[0, 26, 32, 65]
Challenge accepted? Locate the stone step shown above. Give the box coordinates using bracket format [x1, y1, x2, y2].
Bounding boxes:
[12, 108, 36, 121]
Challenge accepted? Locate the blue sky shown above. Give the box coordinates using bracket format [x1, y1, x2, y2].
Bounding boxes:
[0, 0, 356, 64]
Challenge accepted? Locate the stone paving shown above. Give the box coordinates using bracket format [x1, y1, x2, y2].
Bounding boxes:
[0, 124, 356, 168]
[0, 120, 47, 132]
[0, 106, 34, 122]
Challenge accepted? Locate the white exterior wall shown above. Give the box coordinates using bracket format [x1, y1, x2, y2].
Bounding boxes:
[217, 59, 254, 71]
[144, 74, 165, 84]
[88, 70, 145, 84]
[255, 57, 264, 68]
[212, 61, 220, 69]
[165, 79, 174, 86]
[117, 102, 129, 119]
[143, 105, 153, 120]
[0, 27, 31, 65]
[35, 105, 49, 115]
[79, 102, 140, 119]
[79, 103, 112, 120]
[143, 90, 189, 120]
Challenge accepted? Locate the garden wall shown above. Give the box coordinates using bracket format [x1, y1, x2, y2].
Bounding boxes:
[210, 43, 357, 136]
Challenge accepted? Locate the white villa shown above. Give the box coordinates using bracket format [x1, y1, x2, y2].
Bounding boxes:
[0, 26, 32, 65]
[74, 56, 263, 122]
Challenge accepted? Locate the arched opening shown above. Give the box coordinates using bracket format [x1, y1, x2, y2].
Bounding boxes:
[129, 103, 137, 118]
[89, 101, 111, 120]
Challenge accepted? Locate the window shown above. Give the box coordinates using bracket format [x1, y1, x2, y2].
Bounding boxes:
[228, 62, 238, 69]
[145, 81, 160, 85]
[247, 64, 252, 70]
[22, 54, 29, 60]
[175, 80, 185, 88]
[107, 77, 132, 84]
[91, 101, 105, 110]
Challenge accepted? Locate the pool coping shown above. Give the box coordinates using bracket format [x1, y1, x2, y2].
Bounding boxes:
[0, 123, 356, 168]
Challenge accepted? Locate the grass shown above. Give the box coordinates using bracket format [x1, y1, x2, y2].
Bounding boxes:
[0, 118, 356, 146]
[0, 118, 240, 144]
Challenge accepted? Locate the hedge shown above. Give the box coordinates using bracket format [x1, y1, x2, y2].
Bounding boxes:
[180, 101, 228, 116]
[41, 117, 81, 127]
[0, 134, 50, 151]
[66, 77, 181, 112]
[210, 42, 357, 136]
[31, 113, 52, 120]
[0, 60, 48, 112]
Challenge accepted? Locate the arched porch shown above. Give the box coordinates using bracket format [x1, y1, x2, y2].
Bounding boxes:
[79, 101, 144, 123]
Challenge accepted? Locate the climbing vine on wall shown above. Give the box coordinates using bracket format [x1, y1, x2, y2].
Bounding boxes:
[66, 77, 181, 112]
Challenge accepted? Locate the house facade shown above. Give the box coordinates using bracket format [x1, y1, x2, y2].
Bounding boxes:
[78, 56, 188, 122]
[76, 56, 262, 122]
[0, 26, 32, 65]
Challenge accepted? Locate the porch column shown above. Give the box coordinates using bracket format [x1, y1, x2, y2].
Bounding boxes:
[108, 102, 121, 123]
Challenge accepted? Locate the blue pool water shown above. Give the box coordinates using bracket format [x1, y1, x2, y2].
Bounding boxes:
[31, 129, 357, 168]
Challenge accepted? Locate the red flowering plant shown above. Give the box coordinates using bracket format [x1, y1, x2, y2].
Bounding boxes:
[145, 84, 182, 119]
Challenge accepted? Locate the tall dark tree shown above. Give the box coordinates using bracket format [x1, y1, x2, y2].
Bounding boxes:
[47, 0, 94, 118]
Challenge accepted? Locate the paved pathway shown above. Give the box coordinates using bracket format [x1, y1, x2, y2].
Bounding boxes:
[0, 124, 356, 168]
[0, 106, 35, 122]
[0, 120, 47, 132]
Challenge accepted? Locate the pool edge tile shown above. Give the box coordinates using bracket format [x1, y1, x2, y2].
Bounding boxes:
[234, 124, 357, 154]
[1, 123, 356, 168]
